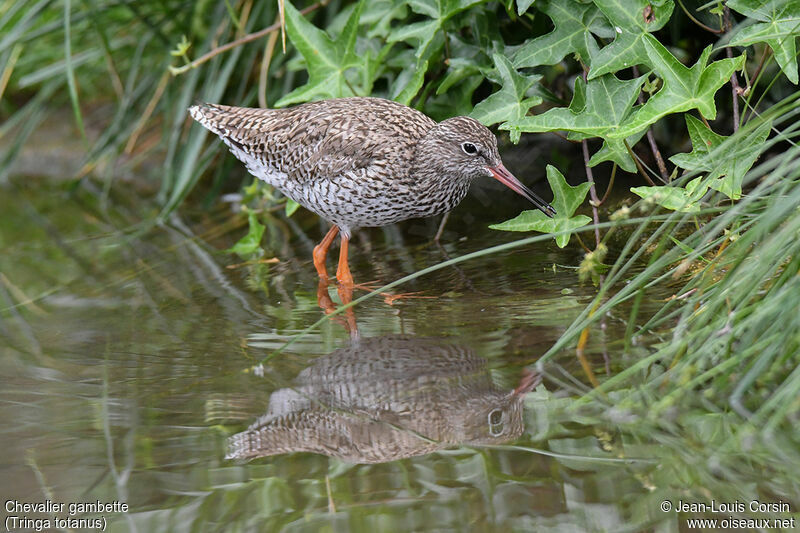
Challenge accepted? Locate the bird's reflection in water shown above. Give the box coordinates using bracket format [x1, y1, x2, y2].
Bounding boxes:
[228, 335, 540, 463]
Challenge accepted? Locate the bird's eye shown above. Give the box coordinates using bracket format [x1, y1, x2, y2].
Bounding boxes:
[488, 408, 505, 436]
[461, 142, 478, 155]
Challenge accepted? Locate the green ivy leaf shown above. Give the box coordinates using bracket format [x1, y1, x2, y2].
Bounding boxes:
[513, 0, 613, 68]
[631, 177, 708, 212]
[430, 75, 484, 117]
[437, 32, 493, 95]
[285, 199, 300, 217]
[471, 53, 542, 143]
[229, 211, 266, 257]
[669, 115, 772, 200]
[490, 165, 591, 248]
[727, 0, 800, 84]
[588, 0, 675, 79]
[275, 0, 367, 107]
[503, 73, 647, 162]
[587, 128, 648, 172]
[615, 40, 745, 138]
[392, 59, 429, 105]
[388, 0, 487, 59]
[363, 0, 409, 39]
[516, 0, 536, 16]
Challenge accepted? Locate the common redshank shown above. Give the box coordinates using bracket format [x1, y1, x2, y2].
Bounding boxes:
[189, 97, 555, 286]
[226, 335, 541, 463]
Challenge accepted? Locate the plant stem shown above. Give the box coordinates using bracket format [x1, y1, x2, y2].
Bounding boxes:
[724, 5, 741, 132]
[170, 1, 326, 75]
[434, 212, 450, 242]
[632, 65, 669, 181]
[581, 139, 602, 247]
[624, 139, 658, 186]
[675, 0, 723, 33]
[125, 70, 170, 154]
[258, 14, 281, 108]
[63, 0, 88, 147]
[598, 163, 617, 205]
[580, 69, 602, 247]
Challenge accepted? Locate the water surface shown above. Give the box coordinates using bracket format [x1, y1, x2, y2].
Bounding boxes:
[1, 177, 793, 532]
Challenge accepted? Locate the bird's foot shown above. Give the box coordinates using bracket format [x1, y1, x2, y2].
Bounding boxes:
[336, 279, 382, 292]
[381, 291, 436, 306]
[335, 279, 434, 306]
[316, 279, 359, 338]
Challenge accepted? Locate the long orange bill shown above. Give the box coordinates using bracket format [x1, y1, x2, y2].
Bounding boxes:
[512, 368, 542, 397]
[488, 163, 556, 218]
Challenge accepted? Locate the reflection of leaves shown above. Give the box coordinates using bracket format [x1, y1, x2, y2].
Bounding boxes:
[229, 211, 265, 257]
[471, 54, 541, 143]
[276, 0, 366, 106]
[513, 0, 612, 68]
[589, 0, 675, 79]
[631, 177, 708, 212]
[727, 0, 800, 83]
[669, 115, 772, 200]
[490, 165, 591, 248]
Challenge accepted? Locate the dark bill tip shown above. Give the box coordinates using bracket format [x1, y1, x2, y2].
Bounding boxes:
[488, 164, 556, 218]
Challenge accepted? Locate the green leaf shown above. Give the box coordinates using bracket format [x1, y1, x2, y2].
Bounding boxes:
[490, 165, 591, 248]
[669, 115, 772, 200]
[229, 211, 266, 257]
[587, 128, 648, 172]
[512, 0, 612, 68]
[430, 75, 484, 117]
[503, 73, 647, 161]
[387, 0, 487, 102]
[363, 0, 410, 39]
[275, 0, 366, 107]
[471, 53, 542, 143]
[392, 59, 429, 105]
[631, 177, 708, 212]
[437, 32, 494, 95]
[388, 0, 487, 59]
[588, 0, 675, 79]
[667, 235, 713, 263]
[512, 40, 744, 170]
[516, 0, 536, 15]
[614, 40, 745, 138]
[285, 199, 300, 217]
[727, 0, 800, 84]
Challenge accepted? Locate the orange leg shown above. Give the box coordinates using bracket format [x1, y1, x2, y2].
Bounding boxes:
[316, 278, 359, 339]
[336, 233, 355, 287]
[313, 226, 340, 280]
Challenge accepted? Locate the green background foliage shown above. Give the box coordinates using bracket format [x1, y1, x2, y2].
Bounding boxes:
[5, 0, 796, 239]
[2, 1, 800, 525]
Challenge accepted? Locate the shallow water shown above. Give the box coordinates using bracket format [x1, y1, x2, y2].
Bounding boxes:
[0, 177, 795, 532]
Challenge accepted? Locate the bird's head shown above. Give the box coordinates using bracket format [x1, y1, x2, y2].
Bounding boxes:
[422, 116, 556, 217]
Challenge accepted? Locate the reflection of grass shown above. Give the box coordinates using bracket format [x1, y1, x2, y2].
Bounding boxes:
[529, 96, 800, 515]
[5, 2, 800, 528]
[262, 94, 800, 520]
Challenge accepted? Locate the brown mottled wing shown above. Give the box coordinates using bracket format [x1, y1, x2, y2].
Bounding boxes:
[190, 97, 435, 185]
[276, 98, 436, 184]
